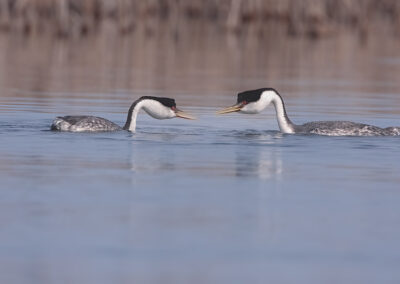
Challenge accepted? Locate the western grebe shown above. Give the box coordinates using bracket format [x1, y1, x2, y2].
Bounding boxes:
[51, 96, 195, 132]
[217, 88, 400, 136]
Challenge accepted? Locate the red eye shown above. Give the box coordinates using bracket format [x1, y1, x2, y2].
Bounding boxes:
[242, 101, 247, 105]
[171, 106, 176, 110]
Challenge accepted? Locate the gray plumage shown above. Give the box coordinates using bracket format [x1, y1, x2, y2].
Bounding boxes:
[51, 116, 122, 132]
[293, 121, 400, 136]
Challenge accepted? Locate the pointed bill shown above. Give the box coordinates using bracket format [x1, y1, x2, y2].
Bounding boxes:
[216, 103, 243, 114]
[175, 108, 196, 120]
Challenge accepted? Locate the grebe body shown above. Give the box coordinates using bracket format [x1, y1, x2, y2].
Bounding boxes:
[217, 88, 400, 136]
[51, 96, 195, 132]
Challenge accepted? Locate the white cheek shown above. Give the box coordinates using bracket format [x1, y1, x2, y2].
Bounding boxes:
[240, 103, 261, 114]
[166, 109, 176, 119]
[143, 104, 175, 119]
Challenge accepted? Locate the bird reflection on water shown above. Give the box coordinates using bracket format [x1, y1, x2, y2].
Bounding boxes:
[233, 130, 283, 180]
[127, 128, 283, 181]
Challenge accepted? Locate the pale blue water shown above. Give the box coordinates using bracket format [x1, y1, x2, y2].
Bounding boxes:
[1, 92, 400, 283]
[1, 30, 400, 283]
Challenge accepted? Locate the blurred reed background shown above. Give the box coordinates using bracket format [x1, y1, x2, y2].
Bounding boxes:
[1, 0, 400, 109]
[0, 0, 399, 39]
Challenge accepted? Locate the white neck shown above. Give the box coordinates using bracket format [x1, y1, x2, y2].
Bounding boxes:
[124, 100, 145, 132]
[123, 99, 174, 132]
[261, 91, 294, 134]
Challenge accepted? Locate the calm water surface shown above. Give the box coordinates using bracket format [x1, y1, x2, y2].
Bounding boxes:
[1, 28, 400, 283]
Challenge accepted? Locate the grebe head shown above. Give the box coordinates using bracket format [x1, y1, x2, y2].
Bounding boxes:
[217, 88, 279, 114]
[140, 96, 195, 120]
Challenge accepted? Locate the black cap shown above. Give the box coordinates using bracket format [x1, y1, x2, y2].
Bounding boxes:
[140, 96, 176, 108]
[237, 88, 278, 104]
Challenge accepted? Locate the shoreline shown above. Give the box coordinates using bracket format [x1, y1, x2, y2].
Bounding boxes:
[0, 0, 399, 39]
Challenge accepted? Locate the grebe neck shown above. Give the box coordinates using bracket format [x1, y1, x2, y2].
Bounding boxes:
[123, 99, 144, 132]
[270, 92, 295, 134]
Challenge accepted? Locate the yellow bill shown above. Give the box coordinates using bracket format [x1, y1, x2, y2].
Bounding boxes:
[216, 103, 243, 114]
[175, 108, 196, 120]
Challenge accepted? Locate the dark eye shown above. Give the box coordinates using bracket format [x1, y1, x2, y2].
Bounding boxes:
[171, 106, 176, 110]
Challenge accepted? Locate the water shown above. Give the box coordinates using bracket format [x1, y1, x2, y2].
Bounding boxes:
[1, 27, 400, 283]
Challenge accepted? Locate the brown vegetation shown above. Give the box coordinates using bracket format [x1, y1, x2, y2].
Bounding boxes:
[0, 0, 399, 38]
